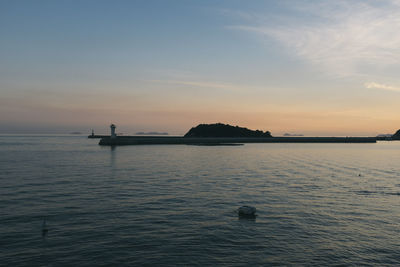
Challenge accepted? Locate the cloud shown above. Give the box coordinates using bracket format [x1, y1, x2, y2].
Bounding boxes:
[229, 1, 400, 77]
[364, 82, 400, 92]
[147, 79, 261, 92]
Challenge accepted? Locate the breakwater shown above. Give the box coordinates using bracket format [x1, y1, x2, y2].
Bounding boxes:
[98, 136, 377, 146]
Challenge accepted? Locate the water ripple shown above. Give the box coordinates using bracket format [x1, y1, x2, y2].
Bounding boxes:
[1, 138, 400, 265]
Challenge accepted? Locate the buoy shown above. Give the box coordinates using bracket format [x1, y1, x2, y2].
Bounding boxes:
[42, 219, 48, 237]
[238, 206, 257, 217]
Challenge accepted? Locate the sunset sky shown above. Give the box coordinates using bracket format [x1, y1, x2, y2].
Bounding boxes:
[1, 0, 400, 135]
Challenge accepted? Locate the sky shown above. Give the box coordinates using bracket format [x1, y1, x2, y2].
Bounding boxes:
[1, 0, 400, 136]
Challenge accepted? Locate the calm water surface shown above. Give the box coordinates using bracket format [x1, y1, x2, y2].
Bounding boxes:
[1, 135, 400, 266]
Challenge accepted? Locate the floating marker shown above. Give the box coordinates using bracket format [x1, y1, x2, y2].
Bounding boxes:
[238, 206, 257, 217]
[42, 219, 48, 237]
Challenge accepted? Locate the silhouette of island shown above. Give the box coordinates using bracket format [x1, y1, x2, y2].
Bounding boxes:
[376, 134, 392, 138]
[283, 133, 304, 137]
[184, 123, 272, 138]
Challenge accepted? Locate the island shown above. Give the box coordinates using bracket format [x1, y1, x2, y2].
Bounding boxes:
[98, 123, 377, 146]
[283, 133, 304, 137]
[184, 123, 272, 138]
[69, 131, 82, 135]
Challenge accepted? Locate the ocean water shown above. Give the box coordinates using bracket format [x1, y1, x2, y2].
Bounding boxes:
[1, 135, 400, 266]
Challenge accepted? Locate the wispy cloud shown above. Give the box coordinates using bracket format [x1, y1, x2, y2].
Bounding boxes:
[229, 1, 400, 78]
[147, 79, 261, 92]
[365, 82, 400, 92]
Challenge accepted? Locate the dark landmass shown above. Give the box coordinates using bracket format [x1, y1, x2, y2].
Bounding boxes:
[69, 132, 82, 135]
[283, 133, 304, 137]
[99, 136, 377, 146]
[392, 129, 400, 140]
[184, 123, 272, 138]
[136, 131, 169, 135]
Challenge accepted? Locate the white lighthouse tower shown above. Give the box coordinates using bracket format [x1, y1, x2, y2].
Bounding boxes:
[110, 124, 116, 139]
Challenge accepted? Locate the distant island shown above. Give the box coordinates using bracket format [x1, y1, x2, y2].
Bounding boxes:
[283, 133, 304, 137]
[136, 132, 169, 135]
[184, 123, 272, 138]
[376, 134, 393, 138]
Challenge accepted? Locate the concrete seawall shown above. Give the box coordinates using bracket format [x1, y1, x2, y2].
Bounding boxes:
[98, 136, 377, 146]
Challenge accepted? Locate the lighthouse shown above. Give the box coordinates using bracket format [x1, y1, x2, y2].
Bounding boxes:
[110, 124, 116, 139]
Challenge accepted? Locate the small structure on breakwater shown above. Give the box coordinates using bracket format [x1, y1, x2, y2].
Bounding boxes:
[110, 124, 117, 139]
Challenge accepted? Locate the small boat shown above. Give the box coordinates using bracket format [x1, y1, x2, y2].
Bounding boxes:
[238, 206, 257, 217]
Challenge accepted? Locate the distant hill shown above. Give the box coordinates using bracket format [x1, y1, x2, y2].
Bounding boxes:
[392, 129, 400, 140]
[184, 123, 272, 138]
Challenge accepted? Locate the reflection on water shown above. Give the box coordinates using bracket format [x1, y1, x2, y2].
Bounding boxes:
[110, 146, 116, 168]
[1, 136, 400, 265]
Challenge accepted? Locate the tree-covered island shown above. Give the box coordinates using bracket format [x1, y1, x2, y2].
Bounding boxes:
[184, 123, 272, 138]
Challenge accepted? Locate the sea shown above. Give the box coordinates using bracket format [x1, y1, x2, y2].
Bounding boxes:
[1, 135, 400, 266]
